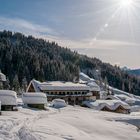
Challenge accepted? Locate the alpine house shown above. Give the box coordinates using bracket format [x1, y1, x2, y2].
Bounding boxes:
[26, 79, 100, 105]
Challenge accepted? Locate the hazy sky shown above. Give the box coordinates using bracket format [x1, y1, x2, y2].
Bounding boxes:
[0, 0, 140, 69]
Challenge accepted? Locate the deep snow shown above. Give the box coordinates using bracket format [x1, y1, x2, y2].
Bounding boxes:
[0, 99, 140, 140]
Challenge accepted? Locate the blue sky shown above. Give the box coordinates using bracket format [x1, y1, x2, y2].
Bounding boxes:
[0, 0, 140, 68]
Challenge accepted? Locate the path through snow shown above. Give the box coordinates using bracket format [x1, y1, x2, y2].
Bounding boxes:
[0, 106, 140, 140]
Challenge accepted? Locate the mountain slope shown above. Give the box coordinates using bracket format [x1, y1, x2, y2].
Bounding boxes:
[0, 30, 140, 96]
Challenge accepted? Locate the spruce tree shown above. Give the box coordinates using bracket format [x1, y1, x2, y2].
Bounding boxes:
[12, 74, 20, 93]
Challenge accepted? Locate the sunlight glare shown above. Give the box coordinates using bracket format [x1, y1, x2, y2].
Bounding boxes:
[120, 0, 133, 7]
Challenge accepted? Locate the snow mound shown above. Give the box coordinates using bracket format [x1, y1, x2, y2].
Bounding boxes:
[51, 99, 67, 108]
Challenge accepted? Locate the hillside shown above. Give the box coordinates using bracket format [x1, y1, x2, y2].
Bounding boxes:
[0, 30, 140, 95]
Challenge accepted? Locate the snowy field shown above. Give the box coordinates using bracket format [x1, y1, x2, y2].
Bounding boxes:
[0, 100, 140, 140]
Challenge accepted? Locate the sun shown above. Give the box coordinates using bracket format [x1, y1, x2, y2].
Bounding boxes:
[120, 0, 133, 7]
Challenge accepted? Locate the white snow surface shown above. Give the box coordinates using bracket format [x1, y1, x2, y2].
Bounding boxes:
[79, 72, 100, 91]
[39, 81, 90, 91]
[87, 82, 100, 92]
[0, 98, 140, 140]
[22, 92, 47, 105]
[0, 90, 17, 105]
[114, 94, 136, 104]
[83, 100, 130, 110]
[79, 72, 91, 81]
[51, 99, 67, 108]
[27, 79, 91, 92]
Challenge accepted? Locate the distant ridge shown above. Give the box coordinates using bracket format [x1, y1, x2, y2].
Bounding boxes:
[128, 69, 140, 77]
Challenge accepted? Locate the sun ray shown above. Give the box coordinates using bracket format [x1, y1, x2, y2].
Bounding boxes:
[90, 0, 140, 46]
[120, 0, 133, 8]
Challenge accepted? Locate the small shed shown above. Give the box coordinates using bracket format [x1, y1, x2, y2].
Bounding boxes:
[0, 90, 17, 111]
[22, 92, 47, 109]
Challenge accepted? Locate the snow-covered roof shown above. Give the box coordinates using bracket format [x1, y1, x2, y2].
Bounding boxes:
[0, 90, 17, 105]
[52, 99, 66, 103]
[79, 73, 96, 83]
[22, 92, 47, 104]
[79, 72, 100, 91]
[79, 79, 87, 84]
[26, 79, 41, 92]
[79, 72, 91, 81]
[83, 100, 130, 110]
[0, 72, 6, 81]
[104, 95, 120, 100]
[100, 89, 136, 104]
[0, 90, 17, 97]
[114, 94, 136, 104]
[39, 81, 90, 91]
[28, 79, 92, 92]
[87, 82, 100, 92]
